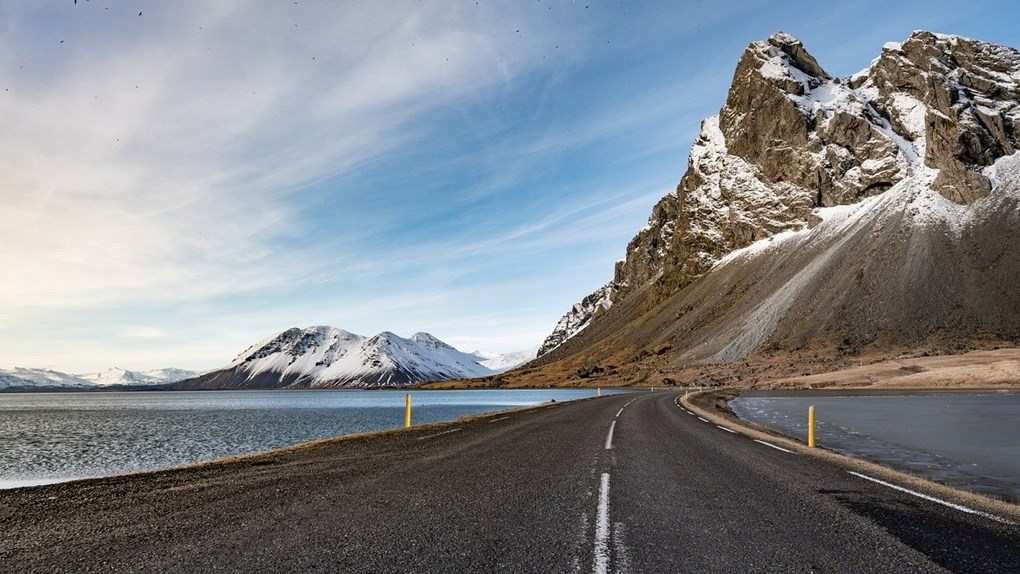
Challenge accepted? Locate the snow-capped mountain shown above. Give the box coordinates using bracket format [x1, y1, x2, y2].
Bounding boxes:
[0, 368, 95, 389]
[0, 366, 198, 390]
[471, 348, 538, 373]
[534, 31, 1020, 368]
[77, 367, 197, 386]
[175, 326, 495, 389]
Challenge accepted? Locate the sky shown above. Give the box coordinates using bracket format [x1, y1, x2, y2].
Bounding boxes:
[2, 0, 1019, 373]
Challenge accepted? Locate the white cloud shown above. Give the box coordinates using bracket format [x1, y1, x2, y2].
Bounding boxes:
[0, 1, 571, 312]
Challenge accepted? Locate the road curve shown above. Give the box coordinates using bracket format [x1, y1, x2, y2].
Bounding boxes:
[1, 392, 1017, 573]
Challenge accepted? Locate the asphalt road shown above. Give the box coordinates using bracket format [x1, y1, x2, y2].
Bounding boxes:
[1, 392, 1017, 573]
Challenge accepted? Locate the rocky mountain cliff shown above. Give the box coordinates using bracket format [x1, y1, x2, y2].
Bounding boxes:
[534, 31, 1020, 370]
[538, 281, 616, 356]
[174, 326, 493, 389]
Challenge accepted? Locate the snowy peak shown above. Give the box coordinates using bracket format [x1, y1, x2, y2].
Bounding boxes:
[410, 332, 455, 350]
[854, 30, 1020, 203]
[752, 32, 831, 89]
[224, 326, 493, 388]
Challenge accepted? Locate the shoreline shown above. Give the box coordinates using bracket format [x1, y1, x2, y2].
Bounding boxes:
[0, 394, 607, 492]
[681, 387, 1020, 523]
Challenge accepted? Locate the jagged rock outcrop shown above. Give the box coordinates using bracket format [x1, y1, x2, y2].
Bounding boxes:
[538, 281, 616, 356]
[853, 31, 1020, 203]
[538, 30, 1020, 361]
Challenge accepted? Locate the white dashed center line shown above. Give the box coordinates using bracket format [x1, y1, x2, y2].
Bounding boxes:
[593, 472, 612, 574]
[604, 420, 617, 450]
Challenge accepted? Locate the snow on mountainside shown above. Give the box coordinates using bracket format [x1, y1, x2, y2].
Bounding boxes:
[0, 368, 95, 389]
[78, 367, 197, 386]
[538, 282, 616, 356]
[0, 366, 197, 389]
[535, 30, 1020, 366]
[178, 326, 495, 389]
[471, 348, 538, 373]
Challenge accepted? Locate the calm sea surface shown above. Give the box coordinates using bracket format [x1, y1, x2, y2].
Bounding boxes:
[730, 392, 1020, 501]
[0, 389, 617, 488]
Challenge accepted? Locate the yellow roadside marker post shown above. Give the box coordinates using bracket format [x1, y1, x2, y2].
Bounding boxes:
[404, 393, 412, 428]
[808, 405, 816, 448]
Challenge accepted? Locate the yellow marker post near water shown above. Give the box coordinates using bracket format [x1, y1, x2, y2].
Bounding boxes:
[807, 405, 816, 448]
[404, 393, 412, 428]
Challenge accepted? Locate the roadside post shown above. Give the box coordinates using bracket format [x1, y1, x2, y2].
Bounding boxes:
[404, 394, 412, 428]
[597, 387, 601, 397]
[808, 405, 816, 448]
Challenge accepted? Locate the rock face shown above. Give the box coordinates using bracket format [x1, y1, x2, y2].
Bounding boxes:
[856, 32, 1020, 203]
[539, 31, 1020, 357]
[538, 281, 616, 356]
[175, 326, 493, 389]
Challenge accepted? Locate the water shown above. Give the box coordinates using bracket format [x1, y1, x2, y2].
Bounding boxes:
[0, 389, 614, 488]
[730, 392, 1020, 501]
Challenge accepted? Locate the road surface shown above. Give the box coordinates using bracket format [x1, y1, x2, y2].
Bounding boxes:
[1, 392, 1017, 573]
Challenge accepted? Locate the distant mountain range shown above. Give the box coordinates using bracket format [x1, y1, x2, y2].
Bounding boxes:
[173, 326, 534, 389]
[2, 329, 534, 391]
[471, 348, 538, 373]
[0, 366, 197, 390]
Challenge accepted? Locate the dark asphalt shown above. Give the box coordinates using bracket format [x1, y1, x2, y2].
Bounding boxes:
[1, 392, 1017, 573]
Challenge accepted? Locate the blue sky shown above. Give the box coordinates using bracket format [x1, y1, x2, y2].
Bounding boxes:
[2, 0, 1018, 372]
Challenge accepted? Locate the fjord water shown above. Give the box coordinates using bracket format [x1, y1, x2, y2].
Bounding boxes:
[730, 392, 1020, 501]
[0, 389, 610, 489]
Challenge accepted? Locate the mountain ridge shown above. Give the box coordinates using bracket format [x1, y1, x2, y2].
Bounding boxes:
[526, 30, 1020, 384]
[0, 366, 197, 390]
[175, 326, 498, 389]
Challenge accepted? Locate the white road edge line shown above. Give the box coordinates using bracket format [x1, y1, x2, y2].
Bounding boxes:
[489, 416, 510, 423]
[604, 420, 617, 450]
[686, 411, 695, 416]
[753, 439, 795, 454]
[417, 428, 462, 440]
[593, 472, 611, 574]
[697, 416, 709, 423]
[847, 471, 1015, 525]
[716, 425, 737, 434]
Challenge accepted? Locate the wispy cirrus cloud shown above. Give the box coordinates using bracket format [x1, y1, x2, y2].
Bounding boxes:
[0, 1, 577, 313]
